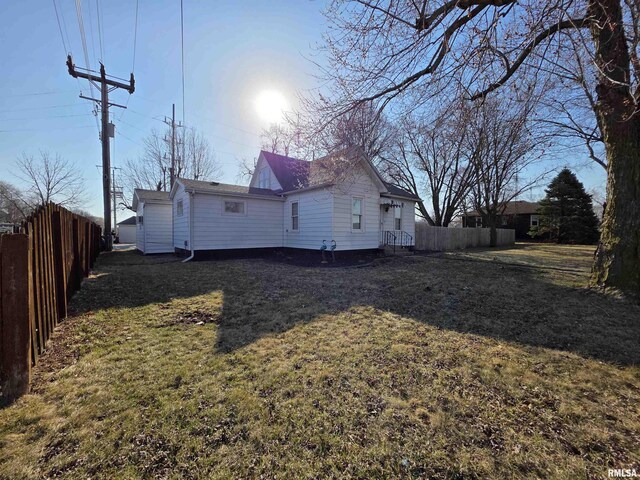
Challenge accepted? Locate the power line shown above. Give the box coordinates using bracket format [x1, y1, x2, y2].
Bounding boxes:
[96, 0, 105, 62]
[74, 0, 101, 133]
[117, 0, 139, 123]
[52, 0, 68, 55]
[180, 0, 185, 127]
[132, 0, 139, 73]
[0, 103, 88, 113]
[0, 113, 95, 121]
[0, 124, 95, 133]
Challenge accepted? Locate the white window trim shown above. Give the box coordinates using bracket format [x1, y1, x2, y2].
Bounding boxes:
[394, 203, 402, 230]
[351, 196, 364, 233]
[530, 214, 539, 227]
[291, 201, 299, 232]
[222, 199, 248, 216]
[177, 199, 184, 217]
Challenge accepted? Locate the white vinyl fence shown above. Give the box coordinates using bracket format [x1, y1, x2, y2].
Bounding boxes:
[414, 224, 515, 251]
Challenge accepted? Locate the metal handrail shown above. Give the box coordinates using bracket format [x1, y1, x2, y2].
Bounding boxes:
[381, 230, 413, 250]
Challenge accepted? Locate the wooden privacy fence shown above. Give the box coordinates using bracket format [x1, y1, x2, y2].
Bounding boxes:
[0, 203, 101, 404]
[414, 224, 515, 251]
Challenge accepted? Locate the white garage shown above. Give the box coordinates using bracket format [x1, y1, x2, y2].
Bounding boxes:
[133, 189, 173, 254]
[116, 216, 136, 244]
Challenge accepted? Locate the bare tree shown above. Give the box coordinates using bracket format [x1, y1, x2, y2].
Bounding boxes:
[15, 151, 86, 209]
[321, 0, 640, 294]
[260, 124, 300, 157]
[0, 181, 31, 222]
[123, 127, 220, 206]
[467, 97, 548, 246]
[380, 101, 478, 226]
[183, 128, 221, 181]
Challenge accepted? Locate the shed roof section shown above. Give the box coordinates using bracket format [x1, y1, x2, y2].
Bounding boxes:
[381, 182, 422, 201]
[177, 178, 282, 198]
[117, 216, 136, 225]
[133, 189, 171, 209]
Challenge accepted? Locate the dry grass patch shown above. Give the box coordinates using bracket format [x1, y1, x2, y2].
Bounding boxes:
[0, 247, 639, 479]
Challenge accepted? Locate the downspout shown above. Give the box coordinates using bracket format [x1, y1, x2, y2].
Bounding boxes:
[182, 191, 195, 262]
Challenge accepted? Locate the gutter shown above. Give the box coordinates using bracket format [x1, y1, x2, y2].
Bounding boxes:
[182, 191, 196, 263]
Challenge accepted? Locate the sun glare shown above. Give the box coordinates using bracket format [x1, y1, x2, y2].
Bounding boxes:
[255, 89, 289, 125]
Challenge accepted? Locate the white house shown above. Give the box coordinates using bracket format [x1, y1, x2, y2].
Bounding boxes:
[133, 189, 173, 254]
[116, 216, 136, 244]
[169, 148, 420, 258]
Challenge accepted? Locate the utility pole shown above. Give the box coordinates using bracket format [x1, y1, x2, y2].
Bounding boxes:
[111, 166, 123, 235]
[66, 55, 134, 251]
[163, 103, 182, 189]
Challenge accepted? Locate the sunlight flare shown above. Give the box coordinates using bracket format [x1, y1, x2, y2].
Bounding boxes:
[255, 89, 289, 125]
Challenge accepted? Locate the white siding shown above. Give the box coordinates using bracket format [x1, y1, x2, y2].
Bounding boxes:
[192, 194, 284, 250]
[143, 203, 173, 254]
[173, 183, 191, 250]
[331, 165, 383, 250]
[283, 189, 333, 250]
[118, 224, 136, 244]
[380, 199, 417, 245]
[249, 154, 282, 190]
[135, 203, 145, 252]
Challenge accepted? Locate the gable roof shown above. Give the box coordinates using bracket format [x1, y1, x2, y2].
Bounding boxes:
[117, 216, 136, 226]
[176, 178, 284, 199]
[133, 188, 171, 209]
[260, 150, 310, 191]
[464, 200, 541, 216]
[381, 182, 422, 201]
[259, 148, 420, 202]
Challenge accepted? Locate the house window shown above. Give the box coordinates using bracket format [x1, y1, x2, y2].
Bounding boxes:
[501, 216, 508, 226]
[530, 215, 539, 227]
[177, 200, 184, 216]
[137, 216, 143, 226]
[394, 204, 402, 230]
[476, 216, 483, 227]
[258, 168, 270, 189]
[291, 202, 299, 231]
[224, 200, 245, 215]
[352, 197, 363, 230]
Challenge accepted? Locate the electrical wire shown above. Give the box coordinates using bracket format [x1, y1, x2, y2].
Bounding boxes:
[52, 0, 68, 55]
[180, 0, 185, 127]
[75, 0, 101, 133]
[118, 0, 139, 122]
[96, 0, 105, 63]
[132, 0, 139, 73]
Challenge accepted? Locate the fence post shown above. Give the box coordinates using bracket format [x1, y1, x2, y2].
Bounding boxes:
[52, 210, 67, 319]
[0, 234, 32, 405]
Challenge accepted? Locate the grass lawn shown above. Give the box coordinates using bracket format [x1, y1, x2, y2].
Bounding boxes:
[1, 245, 639, 479]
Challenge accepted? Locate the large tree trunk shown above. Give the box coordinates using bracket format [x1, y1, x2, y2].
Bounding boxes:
[589, 0, 640, 297]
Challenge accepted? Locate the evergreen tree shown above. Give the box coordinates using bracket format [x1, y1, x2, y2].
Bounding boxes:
[530, 169, 600, 244]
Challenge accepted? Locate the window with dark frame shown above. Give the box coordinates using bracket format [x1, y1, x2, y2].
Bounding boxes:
[224, 200, 245, 214]
[291, 202, 299, 231]
[394, 204, 402, 230]
[352, 197, 363, 230]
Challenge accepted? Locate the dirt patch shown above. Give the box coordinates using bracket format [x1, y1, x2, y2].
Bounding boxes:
[161, 308, 221, 327]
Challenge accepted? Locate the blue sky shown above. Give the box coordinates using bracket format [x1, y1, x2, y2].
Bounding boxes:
[0, 0, 607, 217]
[0, 0, 327, 216]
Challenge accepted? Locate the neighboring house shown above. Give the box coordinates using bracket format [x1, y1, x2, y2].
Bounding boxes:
[461, 200, 541, 239]
[169, 148, 420, 257]
[133, 189, 173, 254]
[116, 216, 136, 244]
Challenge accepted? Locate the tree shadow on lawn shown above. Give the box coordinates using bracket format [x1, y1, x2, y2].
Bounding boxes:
[74, 250, 640, 367]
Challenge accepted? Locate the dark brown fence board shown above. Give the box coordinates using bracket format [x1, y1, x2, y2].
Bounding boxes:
[0, 203, 100, 404]
[0, 234, 32, 405]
